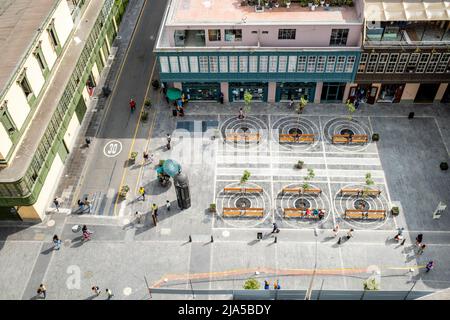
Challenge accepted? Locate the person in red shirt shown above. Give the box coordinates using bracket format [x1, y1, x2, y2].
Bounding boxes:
[129, 99, 136, 113]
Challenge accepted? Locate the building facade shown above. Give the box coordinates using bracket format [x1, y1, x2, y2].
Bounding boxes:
[155, 0, 364, 103]
[350, 0, 450, 104]
[0, 0, 129, 220]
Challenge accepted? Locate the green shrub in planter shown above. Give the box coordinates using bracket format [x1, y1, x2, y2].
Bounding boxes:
[296, 160, 304, 169]
[391, 206, 400, 216]
[130, 152, 138, 160]
[440, 162, 448, 171]
[151, 80, 160, 89]
[210, 203, 216, 212]
[119, 185, 130, 198]
[144, 99, 152, 107]
[141, 111, 149, 122]
[372, 133, 379, 141]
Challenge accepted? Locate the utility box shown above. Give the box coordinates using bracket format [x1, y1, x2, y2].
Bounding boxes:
[174, 172, 191, 209]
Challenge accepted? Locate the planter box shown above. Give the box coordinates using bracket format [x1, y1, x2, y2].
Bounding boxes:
[391, 207, 400, 216]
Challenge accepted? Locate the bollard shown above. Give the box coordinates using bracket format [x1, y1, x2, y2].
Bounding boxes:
[211, 235, 214, 243]
[274, 237, 277, 243]
[189, 235, 192, 242]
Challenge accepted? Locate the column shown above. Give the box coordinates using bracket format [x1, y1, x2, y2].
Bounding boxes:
[435, 83, 448, 102]
[342, 82, 356, 103]
[220, 82, 229, 102]
[268, 82, 276, 103]
[401, 83, 420, 103]
[314, 82, 323, 103]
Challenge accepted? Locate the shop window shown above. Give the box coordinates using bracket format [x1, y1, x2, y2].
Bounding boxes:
[297, 56, 307, 72]
[329, 29, 349, 46]
[189, 56, 199, 73]
[160, 56, 169, 73]
[169, 56, 179, 73]
[17, 69, 34, 101]
[209, 56, 218, 73]
[278, 56, 287, 73]
[375, 53, 389, 73]
[335, 56, 346, 72]
[229, 56, 238, 72]
[278, 29, 296, 40]
[219, 56, 228, 73]
[208, 29, 221, 41]
[179, 56, 189, 72]
[378, 84, 404, 103]
[259, 56, 268, 72]
[287, 56, 297, 72]
[239, 56, 248, 73]
[225, 29, 242, 41]
[269, 56, 278, 73]
[358, 53, 368, 73]
[307, 56, 317, 73]
[316, 56, 326, 72]
[385, 53, 399, 73]
[325, 56, 335, 73]
[395, 53, 409, 73]
[199, 56, 208, 73]
[249, 56, 258, 72]
[345, 56, 356, 73]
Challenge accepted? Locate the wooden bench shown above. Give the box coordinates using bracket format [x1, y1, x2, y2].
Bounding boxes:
[224, 187, 263, 194]
[361, 189, 382, 196]
[351, 134, 368, 144]
[344, 209, 386, 220]
[332, 134, 369, 144]
[279, 134, 315, 143]
[339, 189, 381, 197]
[281, 188, 322, 195]
[225, 133, 260, 143]
[339, 189, 362, 196]
[332, 134, 350, 144]
[223, 207, 264, 217]
[284, 208, 322, 219]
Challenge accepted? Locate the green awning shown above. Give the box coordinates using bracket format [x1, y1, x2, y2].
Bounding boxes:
[166, 88, 182, 100]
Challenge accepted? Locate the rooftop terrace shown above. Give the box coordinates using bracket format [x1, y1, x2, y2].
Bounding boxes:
[166, 0, 361, 26]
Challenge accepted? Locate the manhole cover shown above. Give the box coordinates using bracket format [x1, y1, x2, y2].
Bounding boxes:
[288, 128, 303, 135]
[235, 197, 251, 208]
[295, 199, 311, 209]
[354, 199, 369, 210]
[340, 129, 354, 136]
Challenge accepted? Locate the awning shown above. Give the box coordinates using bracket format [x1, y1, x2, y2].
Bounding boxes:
[364, 0, 450, 21]
[166, 88, 182, 100]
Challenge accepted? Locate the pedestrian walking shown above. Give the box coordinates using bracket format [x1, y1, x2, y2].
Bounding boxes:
[272, 222, 280, 233]
[417, 244, 427, 255]
[53, 235, 61, 250]
[264, 280, 270, 290]
[143, 151, 149, 163]
[85, 137, 91, 147]
[135, 211, 144, 224]
[219, 92, 224, 104]
[274, 280, 280, 290]
[53, 198, 60, 212]
[138, 187, 146, 201]
[148, 153, 154, 164]
[333, 224, 340, 237]
[77, 199, 84, 211]
[289, 99, 294, 109]
[84, 197, 91, 213]
[105, 288, 114, 299]
[82, 225, 92, 241]
[346, 229, 354, 240]
[166, 134, 172, 150]
[425, 261, 434, 272]
[37, 284, 47, 299]
[416, 234, 423, 246]
[238, 108, 245, 119]
[92, 286, 101, 296]
[152, 203, 159, 217]
[166, 200, 171, 212]
[129, 98, 136, 113]
[318, 209, 325, 220]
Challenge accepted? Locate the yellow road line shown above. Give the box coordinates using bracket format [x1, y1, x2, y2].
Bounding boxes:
[71, 0, 148, 207]
[113, 59, 157, 216]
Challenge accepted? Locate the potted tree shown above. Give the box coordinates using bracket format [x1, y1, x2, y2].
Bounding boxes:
[243, 90, 253, 114]
[210, 203, 217, 213]
[141, 111, 149, 122]
[151, 79, 160, 89]
[243, 278, 261, 290]
[363, 277, 380, 291]
[302, 168, 315, 192]
[297, 96, 308, 114]
[144, 99, 152, 108]
[295, 160, 304, 169]
[440, 162, 448, 171]
[346, 99, 356, 121]
[129, 151, 138, 165]
[372, 133, 380, 141]
[119, 185, 130, 198]
[362, 172, 375, 197]
[240, 170, 251, 184]
[391, 206, 400, 216]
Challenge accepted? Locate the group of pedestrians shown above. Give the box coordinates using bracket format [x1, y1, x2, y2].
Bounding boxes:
[77, 197, 91, 213]
[36, 284, 114, 300]
[134, 201, 171, 225]
[264, 280, 281, 290]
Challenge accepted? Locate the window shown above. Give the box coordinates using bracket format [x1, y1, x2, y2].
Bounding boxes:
[376, 53, 389, 73]
[325, 56, 335, 72]
[169, 56, 179, 73]
[316, 56, 326, 72]
[335, 56, 346, 72]
[251, 31, 258, 34]
[278, 56, 287, 72]
[229, 56, 238, 72]
[160, 57, 169, 73]
[208, 29, 221, 41]
[209, 56, 218, 73]
[47, 19, 60, 50]
[297, 56, 307, 72]
[1, 106, 17, 138]
[225, 29, 242, 41]
[18, 69, 34, 99]
[426, 53, 441, 73]
[415, 53, 430, 73]
[278, 29, 296, 40]
[345, 56, 356, 73]
[358, 53, 368, 73]
[33, 42, 48, 74]
[199, 56, 208, 73]
[189, 56, 199, 73]
[385, 53, 399, 73]
[179, 56, 189, 72]
[395, 53, 409, 73]
[366, 53, 379, 73]
[287, 56, 297, 72]
[262, 31, 269, 34]
[239, 56, 248, 73]
[406, 53, 420, 73]
[269, 56, 278, 72]
[219, 56, 228, 73]
[259, 56, 268, 72]
[249, 56, 258, 72]
[330, 29, 349, 46]
[435, 53, 450, 73]
[307, 56, 317, 72]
